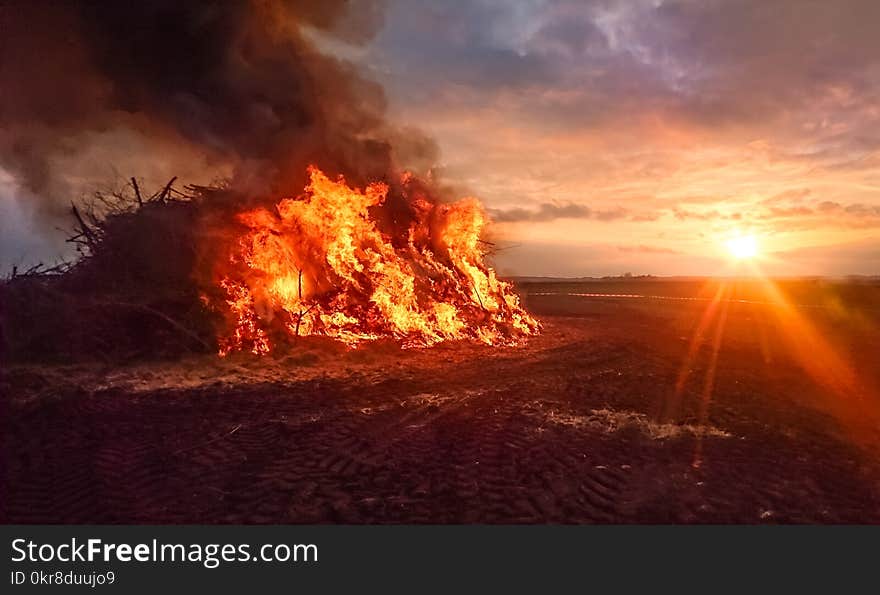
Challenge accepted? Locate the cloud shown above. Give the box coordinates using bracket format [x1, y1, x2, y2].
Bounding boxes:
[771, 238, 880, 275]
[762, 206, 815, 218]
[593, 206, 630, 221]
[617, 245, 680, 255]
[672, 208, 723, 222]
[490, 202, 628, 223]
[757, 201, 880, 229]
[378, 1, 880, 141]
[817, 201, 880, 217]
[761, 189, 813, 205]
[629, 212, 662, 222]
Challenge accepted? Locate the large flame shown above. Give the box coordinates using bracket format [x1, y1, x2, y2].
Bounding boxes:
[214, 166, 539, 354]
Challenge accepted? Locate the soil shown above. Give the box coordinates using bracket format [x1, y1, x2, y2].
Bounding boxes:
[4, 280, 880, 523]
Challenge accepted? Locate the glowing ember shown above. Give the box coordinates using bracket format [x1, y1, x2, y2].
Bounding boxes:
[214, 166, 539, 354]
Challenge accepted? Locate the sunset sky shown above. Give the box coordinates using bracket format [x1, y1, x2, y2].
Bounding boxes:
[3, 0, 880, 277]
[363, 0, 880, 276]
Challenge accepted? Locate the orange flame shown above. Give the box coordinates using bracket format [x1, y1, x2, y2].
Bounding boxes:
[214, 166, 539, 354]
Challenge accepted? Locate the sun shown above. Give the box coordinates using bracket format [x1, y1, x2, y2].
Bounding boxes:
[726, 234, 758, 259]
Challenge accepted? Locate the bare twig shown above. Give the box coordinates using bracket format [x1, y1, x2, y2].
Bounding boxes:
[295, 268, 304, 337]
[473, 286, 486, 311]
[70, 203, 98, 251]
[17, 261, 70, 277]
[152, 177, 178, 203]
[131, 177, 143, 207]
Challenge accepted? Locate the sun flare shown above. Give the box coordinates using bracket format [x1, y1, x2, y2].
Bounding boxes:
[726, 235, 758, 260]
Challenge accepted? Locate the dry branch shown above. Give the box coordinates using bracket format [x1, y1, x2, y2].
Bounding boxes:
[153, 176, 178, 203]
[131, 177, 143, 207]
[70, 203, 98, 251]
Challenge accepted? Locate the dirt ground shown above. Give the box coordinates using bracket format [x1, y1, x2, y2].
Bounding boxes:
[4, 280, 880, 523]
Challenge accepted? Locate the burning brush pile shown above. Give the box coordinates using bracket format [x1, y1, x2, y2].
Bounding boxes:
[0, 0, 538, 362]
[213, 166, 538, 355]
[2, 167, 538, 362]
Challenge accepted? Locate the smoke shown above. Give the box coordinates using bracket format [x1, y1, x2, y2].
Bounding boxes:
[0, 0, 438, 231]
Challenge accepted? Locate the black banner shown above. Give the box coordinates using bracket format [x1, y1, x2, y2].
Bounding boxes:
[1, 526, 876, 592]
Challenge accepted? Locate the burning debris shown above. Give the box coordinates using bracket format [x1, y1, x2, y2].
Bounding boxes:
[213, 166, 539, 354]
[2, 169, 539, 362]
[0, 1, 539, 362]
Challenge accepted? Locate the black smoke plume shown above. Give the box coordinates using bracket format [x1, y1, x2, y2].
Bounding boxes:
[0, 0, 438, 225]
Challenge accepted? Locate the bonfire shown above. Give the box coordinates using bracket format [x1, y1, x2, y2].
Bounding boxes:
[213, 166, 540, 354]
[2, 167, 539, 362]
